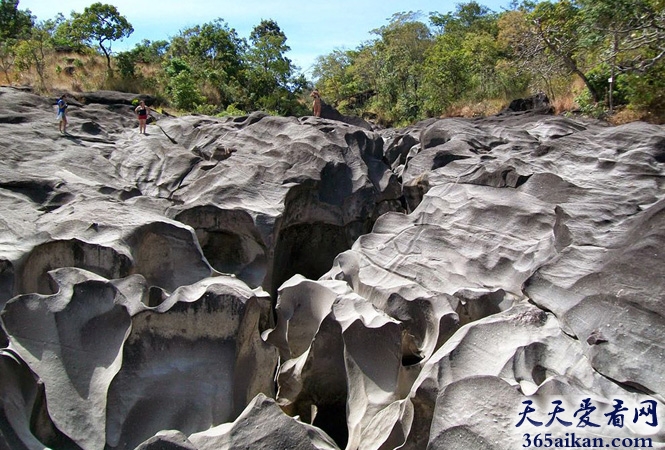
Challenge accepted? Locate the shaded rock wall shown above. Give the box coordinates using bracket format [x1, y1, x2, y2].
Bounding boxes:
[1, 86, 664, 449]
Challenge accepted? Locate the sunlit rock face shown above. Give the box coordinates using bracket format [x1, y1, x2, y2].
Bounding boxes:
[1, 86, 664, 449]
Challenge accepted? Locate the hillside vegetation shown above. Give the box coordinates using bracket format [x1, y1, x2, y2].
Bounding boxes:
[1, 0, 664, 125]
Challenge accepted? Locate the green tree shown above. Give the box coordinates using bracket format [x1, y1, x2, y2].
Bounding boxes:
[498, 8, 566, 100]
[14, 19, 55, 90]
[115, 50, 136, 77]
[527, 0, 600, 101]
[171, 19, 244, 76]
[50, 13, 87, 51]
[579, 0, 665, 72]
[116, 40, 169, 79]
[423, 2, 517, 115]
[168, 19, 245, 107]
[0, 0, 33, 83]
[245, 19, 300, 113]
[312, 49, 359, 109]
[163, 58, 204, 110]
[578, 0, 665, 110]
[0, 40, 17, 83]
[430, 0, 498, 35]
[312, 43, 381, 117]
[370, 12, 433, 124]
[422, 32, 474, 113]
[130, 39, 169, 63]
[0, 0, 33, 41]
[347, 44, 382, 102]
[69, 2, 133, 70]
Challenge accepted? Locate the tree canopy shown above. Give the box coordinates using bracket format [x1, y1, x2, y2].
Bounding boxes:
[2, 0, 663, 123]
[68, 2, 133, 70]
[0, 0, 33, 41]
[310, 0, 665, 124]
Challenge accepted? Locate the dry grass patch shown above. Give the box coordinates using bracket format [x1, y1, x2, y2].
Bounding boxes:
[552, 94, 577, 115]
[608, 107, 665, 125]
[444, 99, 506, 118]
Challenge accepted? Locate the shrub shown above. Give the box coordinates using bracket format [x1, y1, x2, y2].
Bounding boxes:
[168, 71, 204, 111]
[585, 65, 628, 107]
[574, 89, 606, 118]
[621, 64, 665, 116]
[116, 51, 136, 78]
[194, 103, 218, 115]
[216, 104, 247, 117]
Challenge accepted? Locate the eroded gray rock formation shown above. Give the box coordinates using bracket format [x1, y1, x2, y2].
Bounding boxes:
[1, 86, 664, 449]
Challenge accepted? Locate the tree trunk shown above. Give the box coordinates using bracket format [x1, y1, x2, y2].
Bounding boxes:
[99, 40, 111, 71]
[539, 33, 601, 103]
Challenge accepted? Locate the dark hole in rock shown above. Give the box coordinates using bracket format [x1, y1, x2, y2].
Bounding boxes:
[532, 144, 552, 157]
[0, 259, 14, 304]
[312, 403, 349, 448]
[597, 159, 617, 170]
[654, 137, 665, 163]
[1, 180, 54, 204]
[81, 121, 102, 135]
[432, 153, 470, 170]
[98, 187, 115, 195]
[0, 115, 28, 124]
[282, 318, 349, 448]
[147, 286, 166, 307]
[120, 188, 142, 200]
[198, 230, 267, 288]
[514, 174, 531, 188]
[175, 207, 266, 289]
[455, 289, 510, 327]
[272, 223, 351, 297]
[532, 364, 548, 385]
[402, 353, 424, 366]
[319, 163, 353, 206]
[403, 175, 430, 213]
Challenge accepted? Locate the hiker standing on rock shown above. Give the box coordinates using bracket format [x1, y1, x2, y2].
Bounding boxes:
[310, 89, 322, 117]
[135, 100, 150, 134]
[57, 94, 68, 135]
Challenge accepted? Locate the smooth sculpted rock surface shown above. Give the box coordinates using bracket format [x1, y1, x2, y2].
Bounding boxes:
[1, 85, 665, 449]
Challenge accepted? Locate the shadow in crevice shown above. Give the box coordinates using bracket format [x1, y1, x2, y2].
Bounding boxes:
[271, 222, 351, 298]
[175, 206, 268, 289]
[19, 239, 132, 295]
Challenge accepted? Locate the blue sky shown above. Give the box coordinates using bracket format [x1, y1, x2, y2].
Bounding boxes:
[19, 0, 513, 76]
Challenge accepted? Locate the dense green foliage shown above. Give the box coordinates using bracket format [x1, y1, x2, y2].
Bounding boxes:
[0, 0, 663, 123]
[0, 0, 32, 41]
[312, 0, 665, 125]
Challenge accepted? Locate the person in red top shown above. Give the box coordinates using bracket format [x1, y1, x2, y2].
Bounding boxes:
[134, 100, 150, 134]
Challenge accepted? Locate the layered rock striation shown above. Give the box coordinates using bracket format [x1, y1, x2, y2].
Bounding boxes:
[1, 86, 664, 449]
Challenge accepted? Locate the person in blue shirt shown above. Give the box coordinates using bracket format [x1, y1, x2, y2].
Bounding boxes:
[57, 94, 68, 134]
